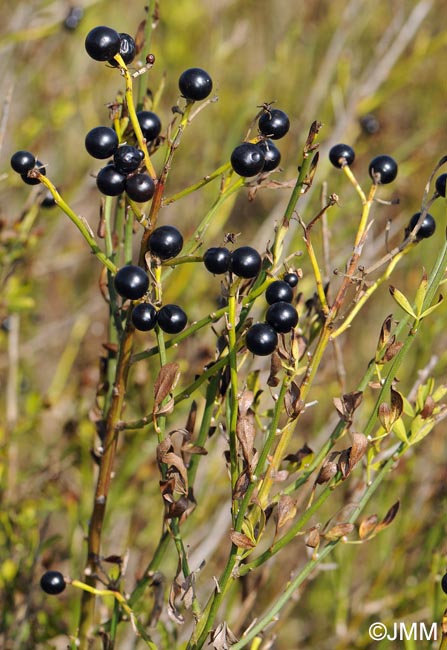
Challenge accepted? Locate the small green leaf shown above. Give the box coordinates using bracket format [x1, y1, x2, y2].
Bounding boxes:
[420, 294, 443, 319]
[414, 269, 428, 316]
[392, 417, 408, 443]
[409, 414, 436, 445]
[389, 286, 416, 318]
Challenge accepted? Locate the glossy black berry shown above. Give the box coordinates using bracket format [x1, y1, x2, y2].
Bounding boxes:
[441, 572, 447, 595]
[137, 111, 162, 141]
[40, 571, 66, 595]
[125, 173, 155, 202]
[405, 212, 436, 240]
[329, 144, 355, 168]
[258, 139, 281, 172]
[246, 323, 278, 356]
[231, 143, 265, 177]
[368, 155, 398, 184]
[10, 150, 36, 174]
[435, 173, 447, 197]
[266, 301, 299, 333]
[132, 302, 157, 331]
[40, 190, 57, 208]
[114, 265, 149, 300]
[85, 26, 121, 62]
[230, 246, 262, 278]
[203, 247, 231, 274]
[158, 304, 187, 334]
[96, 165, 126, 196]
[283, 272, 299, 288]
[147, 225, 183, 260]
[113, 145, 144, 174]
[265, 280, 293, 304]
[109, 33, 136, 66]
[258, 109, 290, 140]
[178, 67, 213, 101]
[85, 126, 119, 159]
[21, 160, 46, 185]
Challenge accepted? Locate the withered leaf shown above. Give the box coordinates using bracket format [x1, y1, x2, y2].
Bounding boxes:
[421, 395, 435, 419]
[166, 496, 189, 519]
[180, 443, 208, 456]
[233, 470, 250, 500]
[270, 469, 289, 482]
[378, 314, 393, 348]
[103, 555, 122, 565]
[134, 20, 147, 55]
[153, 362, 180, 411]
[267, 350, 282, 387]
[230, 530, 255, 549]
[359, 514, 379, 540]
[316, 452, 339, 484]
[378, 402, 392, 432]
[238, 390, 254, 417]
[349, 433, 368, 472]
[185, 401, 197, 435]
[334, 391, 363, 421]
[284, 443, 313, 465]
[162, 452, 188, 487]
[376, 500, 400, 533]
[284, 381, 304, 419]
[323, 523, 354, 541]
[305, 524, 321, 549]
[276, 495, 297, 530]
[383, 339, 403, 363]
[236, 409, 256, 469]
[211, 622, 238, 649]
[167, 578, 184, 624]
[338, 449, 351, 480]
[390, 387, 404, 420]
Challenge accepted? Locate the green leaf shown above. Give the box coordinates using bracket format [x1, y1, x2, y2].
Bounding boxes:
[392, 417, 408, 443]
[414, 269, 428, 316]
[409, 414, 436, 445]
[420, 294, 443, 319]
[389, 286, 416, 318]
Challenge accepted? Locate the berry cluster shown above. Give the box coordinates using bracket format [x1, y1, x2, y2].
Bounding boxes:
[203, 245, 262, 278]
[113, 226, 188, 334]
[246, 273, 299, 356]
[10, 150, 46, 185]
[230, 108, 289, 177]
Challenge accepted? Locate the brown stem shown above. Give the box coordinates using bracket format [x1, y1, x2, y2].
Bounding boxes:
[78, 317, 135, 646]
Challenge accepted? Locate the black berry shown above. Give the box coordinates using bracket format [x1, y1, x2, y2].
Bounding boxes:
[158, 304, 187, 334]
[147, 225, 183, 260]
[442, 572, 447, 595]
[258, 109, 290, 140]
[258, 139, 281, 172]
[40, 190, 57, 208]
[246, 323, 278, 356]
[40, 571, 66, 595]
[10, 150, 36, 174]
[178, 68, 213, 101]
[203, 247, 231, 274]
[21, 160, 46, 185]
[283, 272, 299, 288]
[85, 126, 119, 159]
[64, 7, 84, 31]
[231, 143, 265, 177]
[329, 144, 355, 168]
[265, 280, 293, 305]
[405, 212, 436, 240]
[114, 265, 149, 300]
[85, 26, 121, 62]
[435, 173, 447, 197]
[231, 246, 262, 278]
[132, 302, 157, 331]
[125, 173, 155, 202]
[137, 111, 162, 141]
[266, 301, 299, 333]
[109, 33, 136, 66]
[360, 114, 380, 135]
[96, 165, 126, 196]
[113, 145, 144, 174]
[368, 155, 398, 184]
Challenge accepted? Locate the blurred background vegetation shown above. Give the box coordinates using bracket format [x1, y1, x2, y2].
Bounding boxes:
[0, 0, 446, 648]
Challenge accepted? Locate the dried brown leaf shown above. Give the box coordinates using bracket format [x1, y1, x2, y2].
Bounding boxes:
[267, 351, 282, 387]
[383, 339, 403, 363]
[153, 362, 180, 410]
[233, 471, 250, 500]
[236, 410, 256, 469]
[230, 530, 255, 549]
[270, 469, 289, 482]
[421, 395, 435, 419]
[276, 495, 297, 530]
[167, 578, 184, 624]
[185, 401, 197, 435]
[390, 388, 404, 420]
[238, 390, 254, 416]
[211, 622, 238, 649]
[349, 433, 368, 471]
[376, 500, 400, 533]
[316, 452, 339, 484]
[378, 314, 393, 348]
[180, 443, 208, 456]
[323, 522, 354, 541]
[284, 443, 313, 465]
[378, 402, 392, 432]
[284, 381, 304, 419]
[305, 524, 321, 549]
[359, 514, 379, 540]
[337, 449, 350, 479]
[162, 452, 188, 486]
